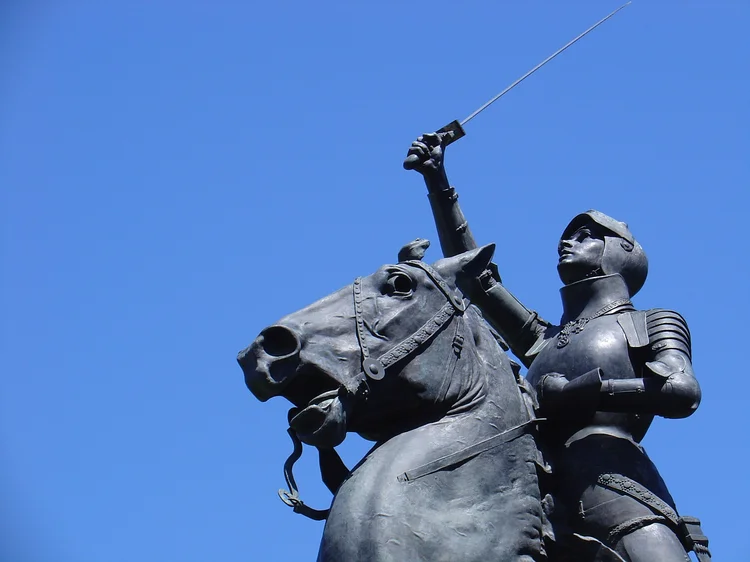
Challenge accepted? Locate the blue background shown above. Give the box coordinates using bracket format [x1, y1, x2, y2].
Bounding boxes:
[2, 1, 748, 560]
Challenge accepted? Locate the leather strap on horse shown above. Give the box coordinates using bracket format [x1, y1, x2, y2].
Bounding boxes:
[353, 260, 466, 383]
[403, 260, 467, 312]
[278, 427, 330, 521]
[397, 419, 536, 482]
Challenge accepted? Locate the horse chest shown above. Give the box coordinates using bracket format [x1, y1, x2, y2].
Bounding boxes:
[319, 427, 544, 562]
[527, 315, 636, 387]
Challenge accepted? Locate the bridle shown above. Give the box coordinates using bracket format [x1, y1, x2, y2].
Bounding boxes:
[279, 260, 468, 519]
[352, 260, 467, 390]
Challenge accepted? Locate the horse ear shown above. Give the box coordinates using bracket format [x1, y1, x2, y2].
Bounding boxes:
[432, 244, 496, 285]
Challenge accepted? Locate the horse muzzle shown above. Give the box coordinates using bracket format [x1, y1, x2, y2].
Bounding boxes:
[238, 324, 302, 402]
[239, 324, 357, 447]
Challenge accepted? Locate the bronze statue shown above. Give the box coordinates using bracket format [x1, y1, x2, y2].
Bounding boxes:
[404, 132, 710, 561]
[237, 5, 713, 558]
[236, 126, 712, 560]
[236, 130, 712, 561]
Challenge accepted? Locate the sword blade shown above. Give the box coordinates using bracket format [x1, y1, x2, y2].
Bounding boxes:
[404, 3, 631, 170]
[461, 2, 631, 126]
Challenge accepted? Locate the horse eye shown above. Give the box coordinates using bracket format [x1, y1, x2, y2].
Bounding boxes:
[385, 272, 414, 296]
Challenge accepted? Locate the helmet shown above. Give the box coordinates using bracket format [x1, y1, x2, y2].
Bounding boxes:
[561, 210, 648, 296]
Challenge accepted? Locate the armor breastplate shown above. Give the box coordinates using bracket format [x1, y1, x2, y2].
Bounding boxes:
[527, 314, 636, 386]
[527, 313, 652, 444]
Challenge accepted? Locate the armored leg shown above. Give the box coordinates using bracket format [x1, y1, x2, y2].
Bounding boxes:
[614, 522, 689, 562]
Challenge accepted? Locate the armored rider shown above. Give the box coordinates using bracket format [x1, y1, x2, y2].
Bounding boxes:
[405, 132, 710, 562]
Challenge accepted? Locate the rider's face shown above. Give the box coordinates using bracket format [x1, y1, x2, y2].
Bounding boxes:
[556, 223, 605, 285]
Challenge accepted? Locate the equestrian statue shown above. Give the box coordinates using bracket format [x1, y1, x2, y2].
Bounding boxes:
[236, 124, 713, 560]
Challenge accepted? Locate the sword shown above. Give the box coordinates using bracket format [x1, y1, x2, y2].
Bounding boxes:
[403, 2, 631, 170]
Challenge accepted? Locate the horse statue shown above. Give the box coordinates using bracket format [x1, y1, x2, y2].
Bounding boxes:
[238, 242, 548, 562]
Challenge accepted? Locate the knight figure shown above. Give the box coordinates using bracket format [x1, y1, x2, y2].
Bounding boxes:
[405, 132, 710, 562]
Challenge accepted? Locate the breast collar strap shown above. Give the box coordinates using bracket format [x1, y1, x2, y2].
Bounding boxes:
[397, 419, 537, 482]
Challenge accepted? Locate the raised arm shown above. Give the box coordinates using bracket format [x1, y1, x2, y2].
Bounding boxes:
[404, 132, 478, 257]
[404, 133, 549, 366]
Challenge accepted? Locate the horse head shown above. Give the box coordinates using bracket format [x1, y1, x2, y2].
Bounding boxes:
[238, 243, 508, 448]
[238, 242, 546, 561]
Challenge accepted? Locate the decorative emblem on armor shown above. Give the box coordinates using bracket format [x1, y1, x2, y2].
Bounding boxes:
[557, 317, 590, 348]
[557, 298, 632, 348]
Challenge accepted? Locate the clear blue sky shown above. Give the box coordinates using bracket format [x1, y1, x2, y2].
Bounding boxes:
[2, 2, 748, 561]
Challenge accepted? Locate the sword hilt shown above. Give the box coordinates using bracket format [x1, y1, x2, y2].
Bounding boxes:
[403, 120, 466, 170]
[435, 119, 466, 146]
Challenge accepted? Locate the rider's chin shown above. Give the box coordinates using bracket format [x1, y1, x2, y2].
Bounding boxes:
[289, 394, 348, 448]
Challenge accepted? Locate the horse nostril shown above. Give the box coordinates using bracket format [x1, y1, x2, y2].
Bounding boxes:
[260, 325, 300, 357]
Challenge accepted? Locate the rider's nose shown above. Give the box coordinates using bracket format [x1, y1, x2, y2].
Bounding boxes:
[259, 325, 300, 358]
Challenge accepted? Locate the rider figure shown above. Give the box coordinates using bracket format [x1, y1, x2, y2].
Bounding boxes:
[405, 133, 709, 562]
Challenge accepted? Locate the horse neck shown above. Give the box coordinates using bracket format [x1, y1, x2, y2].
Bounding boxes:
[421, 309, 527, 439]
[359, 312, 531, 478]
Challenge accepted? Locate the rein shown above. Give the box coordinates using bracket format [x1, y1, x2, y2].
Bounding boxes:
[279, 260, 468, 520]
[278, 428, 330, 521]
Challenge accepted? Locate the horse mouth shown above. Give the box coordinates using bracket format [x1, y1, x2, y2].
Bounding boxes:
[289, 388, 350, 448]
[307, 389, 340, 408]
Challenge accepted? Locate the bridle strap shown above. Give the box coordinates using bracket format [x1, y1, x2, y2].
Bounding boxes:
[353, 277, 384, 380]
[402, 260, 466, 313]
[353, 261, 466, 384]
[378, 301, 456, 370]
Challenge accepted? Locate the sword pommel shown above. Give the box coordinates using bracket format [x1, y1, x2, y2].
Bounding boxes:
[436, 120, 466, 148]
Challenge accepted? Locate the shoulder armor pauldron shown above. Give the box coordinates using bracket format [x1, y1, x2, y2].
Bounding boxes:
[645, 308, 692, 359]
